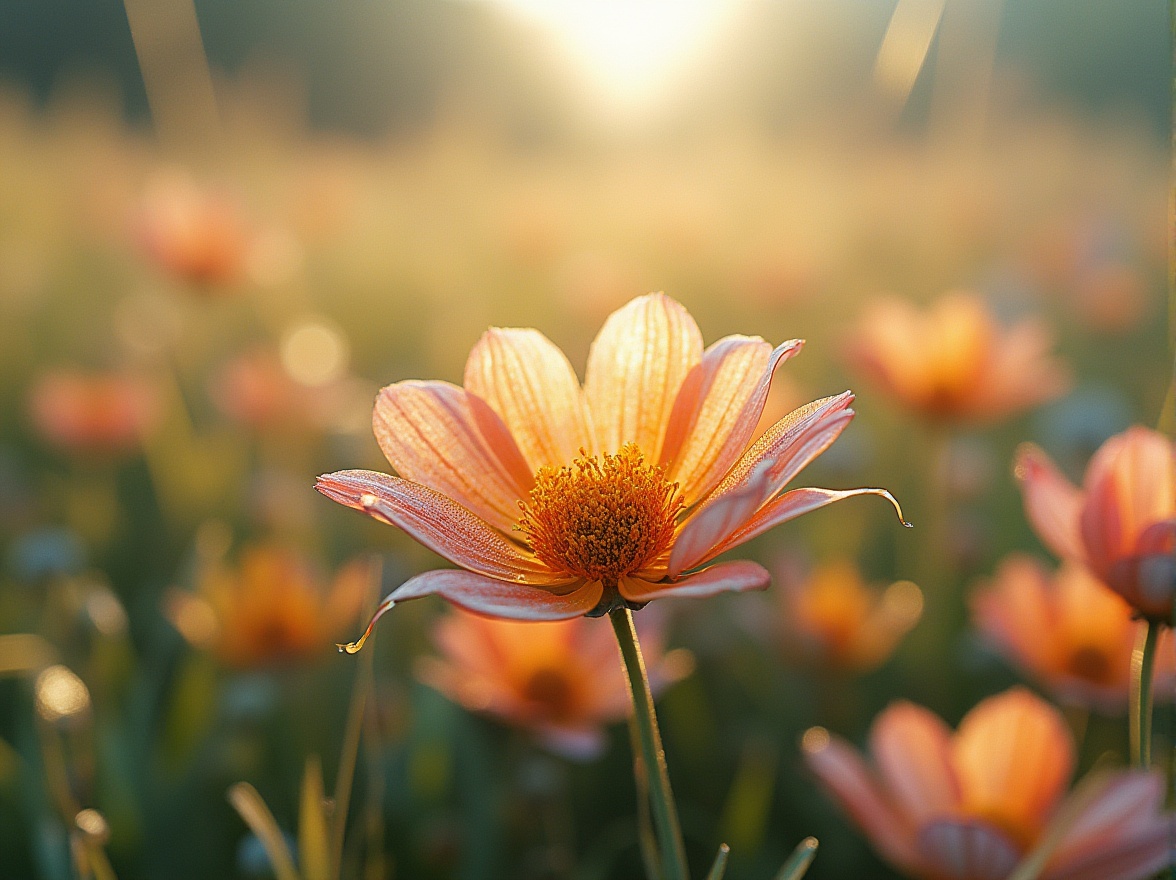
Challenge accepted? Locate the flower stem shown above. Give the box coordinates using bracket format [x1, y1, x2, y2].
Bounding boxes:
[610, 607, 689, 880]
[1130, 617, 1161, 768]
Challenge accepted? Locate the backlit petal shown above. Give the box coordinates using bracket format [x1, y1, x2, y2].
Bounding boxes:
[464, 327, 592, 471]
[917, 819, 1021, 880]
[662, 336, 804, 504]
[871, 702, 961, 827]
[584, 292, 703, 459]
[707, 486, 908, 561]
[315, 470, 568, 585]
[952, 688, 1074, 843]
[668, 394, 856, 576]
[390, 569, 602, 621]
[617, 560, 770, 602]
[802, 728, 921, 873]
[1080, 427, 1176, 580]
[1015, 444, 1086, 562]
[373, 380, 533, 533]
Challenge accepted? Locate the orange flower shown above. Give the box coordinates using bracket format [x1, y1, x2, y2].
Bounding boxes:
[779, 560, 922, 671]
[135, 169, 253, 289]
[1016, 427, 1176, 619]
[845, 292, 1071, 423]
[166, 545, 369, 669]
[317, 293, 903, 633]
[973, 556, 1175, 713]
[416, 609, 691, 759]
[29, 370, 159, 455]
[803, 687, 1172, 880]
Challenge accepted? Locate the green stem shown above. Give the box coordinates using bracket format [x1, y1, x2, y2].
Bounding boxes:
[1130, 618, 1161, 768]
[610, 607, 689, 880]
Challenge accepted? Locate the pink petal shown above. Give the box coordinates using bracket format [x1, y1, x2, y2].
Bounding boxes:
[1080, 427, 1176, 582]
[584, 292, 703, 459]
[870, 702, 961, 827]
[917, 819, 1021, 880]
[390, 569, 603, 621]
[970, 320, 1072, 422]
[801, 728, 921, 873]
[1043, 770, 1169, 880]
[1041, 819, 1173, 880]
[1015, 444, 1087, 563]
[661, 337, 804, 504]
[463, 327, 592, 471]
[668, 393, 858, 576]
[617, 560, 770, 603]
[707, 486, 908, 561]
[536, 725, 607, 761]
[315, 470, 569, 585]
[373, 380, 533, 533]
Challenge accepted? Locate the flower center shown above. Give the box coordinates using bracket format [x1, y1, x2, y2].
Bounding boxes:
[518, 443, 682, 584]
[522, 667, 577, 721]
[1066, 644, 1114, 685]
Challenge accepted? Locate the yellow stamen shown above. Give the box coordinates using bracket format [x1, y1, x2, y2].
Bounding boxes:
[519, 444, 682, 584]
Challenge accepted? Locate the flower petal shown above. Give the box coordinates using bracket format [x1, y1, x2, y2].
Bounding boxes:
[1080, 426, 1176, 582]
[802, 727, 920, 873]
[707, 486, 909, 561]
[373, 380, 533, 533]
[870, 702, 961, 827]
[917, 819, 1021, 880]
[617, 560, 770, 603]
[668, 393, 856, 576]
[584, 292, 703, 459]
[952, 687, 1074, 843]
[1015, 444, 1086, 563]
[390, 569, 603, 621]
[464, 327, 592, 471]
[315, 470, 568, 585]
[661, 336, 804, 504]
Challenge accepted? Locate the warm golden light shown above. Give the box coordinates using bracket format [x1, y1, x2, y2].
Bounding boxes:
[489, 0, 743, 112]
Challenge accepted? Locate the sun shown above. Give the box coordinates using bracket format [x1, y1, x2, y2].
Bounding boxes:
[487, 0, 743, 114]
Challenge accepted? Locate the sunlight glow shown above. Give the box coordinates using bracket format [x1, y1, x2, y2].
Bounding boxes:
[490, 0, 742, 111]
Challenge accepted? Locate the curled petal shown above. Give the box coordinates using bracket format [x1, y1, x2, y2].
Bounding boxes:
[668, 393, 857, 576]
[708, 486, 909, 562]
[1015, 444, 1086, 563]
[391, 569, 602, 620]
[464, 327, 592, 471]
[618, 560, 770, 603]
[662, 337, 804, 504]
[338, 571, 602, 652]
[315, 470, 568, 585]
[917, 819, 1021, 880]
[373, 380, 533, 533]
[584, 292, 703, 459]
[709, 392, 856, 503]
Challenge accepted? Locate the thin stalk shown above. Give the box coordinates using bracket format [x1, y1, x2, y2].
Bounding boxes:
[1130, 618, 1161, 768]
[610, 607, 688, 880]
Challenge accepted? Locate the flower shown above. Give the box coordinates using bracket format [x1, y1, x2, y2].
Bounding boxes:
[135, 169, 254, 289]
[316, 293, 904, 639]
[778, 560, 922, 672]
[803, 687, 1172, 880]
[1016, 427, 1176, 619]
[844, 292, 1071, 423]
[164, 545, 369, 669]
[29, 370, 160, 455]
[972, 555, 1175, 713]
[416, 608, 691, 759]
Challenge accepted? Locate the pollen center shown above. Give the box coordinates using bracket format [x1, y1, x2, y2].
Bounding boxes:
[518, 443, 682, 584]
